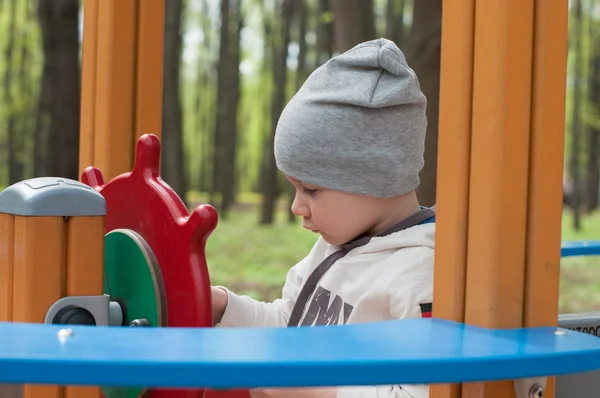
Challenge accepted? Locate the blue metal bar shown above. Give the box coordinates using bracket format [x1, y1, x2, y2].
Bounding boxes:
[561, 241, 600, 257]
[1, 319, 600, 388]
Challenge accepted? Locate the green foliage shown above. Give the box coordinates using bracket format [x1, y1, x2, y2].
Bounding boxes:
[205, 204, 318, 301]
[561, 210, 600, 313]
[0, 0, 43, 185]
[564, 0, 600, 172]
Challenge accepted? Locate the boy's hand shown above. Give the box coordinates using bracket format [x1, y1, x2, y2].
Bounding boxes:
[211, 286, 228, 325]
[249, 387, 337, 398]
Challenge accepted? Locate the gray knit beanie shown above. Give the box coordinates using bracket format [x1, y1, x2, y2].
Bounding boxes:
[274, 38, 427, 198]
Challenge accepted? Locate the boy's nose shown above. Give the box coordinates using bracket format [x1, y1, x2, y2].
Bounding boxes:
[291, 196, 310, 218]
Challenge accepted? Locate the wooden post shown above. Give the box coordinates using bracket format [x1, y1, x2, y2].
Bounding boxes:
[79, 0, 99, 177]
[13, 216, 64, 398]
[79, 0, 165, 181]
[430, 0, 476, 396]
[462, 2, 535, 396]
[64, 216, 105, 398]
[0, 213, 14, 322]
[135, 0, 165, 143]
[433, 1, 568, 397]
[523, 1, 569, 397]
[0, 178, 106, 398]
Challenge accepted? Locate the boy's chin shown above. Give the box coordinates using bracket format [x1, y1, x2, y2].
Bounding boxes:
[320, 233, 350, 246]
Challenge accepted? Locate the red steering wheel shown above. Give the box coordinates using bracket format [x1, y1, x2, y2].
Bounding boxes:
[82, 134, 248, 398]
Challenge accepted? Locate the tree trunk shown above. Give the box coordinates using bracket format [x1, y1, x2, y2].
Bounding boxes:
[570, 0, 583, 230]
[407, 0, 442, 207]
[315, 0, 333, 67]
[211, 0, 242, 217]
[195, 0, 213, 194]
[586, 127, 599, 212]
[220, 0, 242, 216]
[212, 0, 230, 209]
[17, 0, 34, 180]
[162, 0, 188, 203]
[586, 4, 599, 212]
[4, 0, 22, 185]
[260, 0, 294, 224]
[329, 0, 375, 53]
[33, 69, 50, 177]
[288, 0, 308, 223]
[33, 2, 52, 179]
[386, 0, 405, 48]
[258, 9, 273, 209]
[37, 0, 81, 180]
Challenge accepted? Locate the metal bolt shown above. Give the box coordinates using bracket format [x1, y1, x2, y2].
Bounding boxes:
[529, 384, 544, 398]
[130, 318, 151, 327]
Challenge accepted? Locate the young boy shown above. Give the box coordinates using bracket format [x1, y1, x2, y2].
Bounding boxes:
[211, 38, 435, 398]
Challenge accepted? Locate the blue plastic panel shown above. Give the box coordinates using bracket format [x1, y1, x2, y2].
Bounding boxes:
[1, 319, 600, 389]
[561, 241, 600, 257]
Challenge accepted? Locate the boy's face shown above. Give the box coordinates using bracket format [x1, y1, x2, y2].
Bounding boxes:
[286, 175, 386, 246]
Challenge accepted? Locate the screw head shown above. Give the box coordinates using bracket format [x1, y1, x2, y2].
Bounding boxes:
[130, 318, 151, 327]
[57, 328, 74, 343]
[530, 384, 544, 398]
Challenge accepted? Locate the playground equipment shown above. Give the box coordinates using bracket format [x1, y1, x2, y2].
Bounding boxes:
[1, 0, 599, 398]
[0, 135, 223, 398]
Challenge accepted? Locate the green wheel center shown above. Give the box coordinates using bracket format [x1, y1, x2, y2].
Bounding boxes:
[101, 229, 167, 398]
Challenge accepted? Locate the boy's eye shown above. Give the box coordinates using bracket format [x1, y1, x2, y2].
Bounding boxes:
[303, 188, 318, 197]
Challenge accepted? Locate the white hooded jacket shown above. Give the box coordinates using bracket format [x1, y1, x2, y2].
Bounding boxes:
[217, 211, 435, 398]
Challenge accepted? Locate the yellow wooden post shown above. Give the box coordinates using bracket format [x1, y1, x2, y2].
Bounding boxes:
[64, 216, 105, 398]
[0, 178, 106, 398]
[431, 0, 476, 396]
[79, 0, 99, 177]
[13, 216, 65, 398]
[0, 214, 14, 322]
[434, 1, 568, 397]
[523, 2, 569, 397]
[79, 0, 165, 181]
[462, 2, 535, 396]
[135, 0, 165, 142]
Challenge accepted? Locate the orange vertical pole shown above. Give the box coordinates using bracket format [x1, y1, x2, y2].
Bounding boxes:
[0, 213, 14, 322]
[79, 0, 165, 180]
[13, 216, 65, 398]
[523, 2, 569, 398]
[65, 217, 105, 296]
[93, 0, 138, 181]
[462, 0, 535, 397]
[79, 0, 99, 176]
[63, 217, 105, 398]
[135, 0, 165, 143]
[436, 0, 567, 396]
[430, 0, 476, 396]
